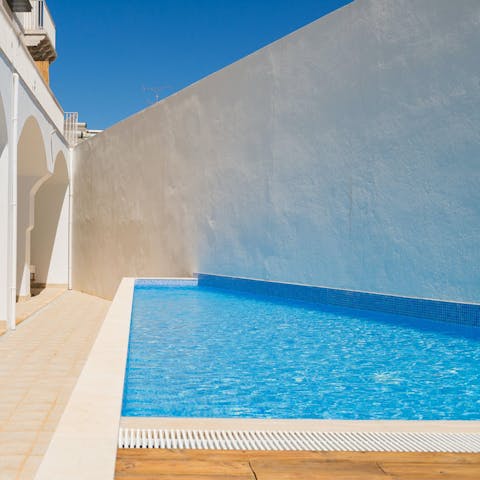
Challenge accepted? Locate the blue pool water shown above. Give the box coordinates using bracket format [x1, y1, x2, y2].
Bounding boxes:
[122, 284, 480, 420]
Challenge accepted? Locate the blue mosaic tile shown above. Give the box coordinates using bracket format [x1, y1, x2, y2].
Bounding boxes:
[135, 278, 198, 287]
[197, 274, 480, 328]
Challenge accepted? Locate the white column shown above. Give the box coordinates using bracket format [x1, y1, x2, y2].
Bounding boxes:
[6, 72, 18, 330]
[68, 147, 73, 290]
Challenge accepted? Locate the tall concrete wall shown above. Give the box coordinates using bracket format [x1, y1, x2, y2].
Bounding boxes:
[72, 0, 480, 302]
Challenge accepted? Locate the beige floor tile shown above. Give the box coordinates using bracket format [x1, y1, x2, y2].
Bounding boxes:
[9, 410, 48, 422]
[0, 432, 35, 455]
[1, 420, 44, 433]
[15, 288, 66, 325]
[30, 432, 53, 456]
[0, 291, 110, 477]
[0, 471, 18, 480]
[0, 472, 16, 480]
[53, 390, 73, 406]
[14, 402, 52, 414]
[17, 455, 43, 480]
[39, 420, 57, 433]
[0, 455, 24, 472]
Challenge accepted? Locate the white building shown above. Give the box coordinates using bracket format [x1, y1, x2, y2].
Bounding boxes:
[0, 0, 70, 331]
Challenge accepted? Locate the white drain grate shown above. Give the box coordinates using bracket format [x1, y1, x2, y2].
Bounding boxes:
[118, 428, 480, 453]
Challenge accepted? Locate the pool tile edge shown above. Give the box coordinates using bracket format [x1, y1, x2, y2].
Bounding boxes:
[197, 273, 480, 327]
[135, 277, 198, 287]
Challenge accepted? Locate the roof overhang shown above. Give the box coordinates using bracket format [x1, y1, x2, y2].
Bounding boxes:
[6, 0, 32, 12]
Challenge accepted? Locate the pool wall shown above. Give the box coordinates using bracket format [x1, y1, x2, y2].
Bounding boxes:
[197, 274, 480, 327]
[72, 0, 480, 303]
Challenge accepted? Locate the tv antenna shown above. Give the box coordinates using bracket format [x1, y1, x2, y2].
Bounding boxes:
[143, 85, 169, 104]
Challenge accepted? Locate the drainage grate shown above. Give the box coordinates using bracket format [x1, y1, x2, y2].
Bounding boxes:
[118, 428, 480, 453]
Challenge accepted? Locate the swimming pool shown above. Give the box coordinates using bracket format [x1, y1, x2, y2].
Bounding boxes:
[122, 280, 480, 420]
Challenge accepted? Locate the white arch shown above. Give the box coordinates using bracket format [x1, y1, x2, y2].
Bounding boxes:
[51, 150, 68, 182]
[16, 115, 50, 299]
[17, 116, 49, 177]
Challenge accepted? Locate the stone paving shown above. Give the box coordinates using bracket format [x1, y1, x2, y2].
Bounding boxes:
[0, 291, 110, 480]
[15, 288, 67, 327]
[0, 288, 67, 336]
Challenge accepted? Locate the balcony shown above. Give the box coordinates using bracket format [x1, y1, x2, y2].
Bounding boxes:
[16, 0, 56, 63]
[6, 0, 32, 12]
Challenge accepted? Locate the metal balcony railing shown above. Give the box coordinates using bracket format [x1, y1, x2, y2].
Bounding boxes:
[64, 113, 102, 146]
[64, 112, 79, 146]
[16, 0, 56, 49]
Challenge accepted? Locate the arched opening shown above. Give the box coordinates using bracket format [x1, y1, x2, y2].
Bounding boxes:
[16, 116, 49, 300]
[31, 152, 69, 292]
[0, 93, 9, 324]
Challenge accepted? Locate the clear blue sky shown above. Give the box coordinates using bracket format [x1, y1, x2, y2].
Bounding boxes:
[48, 0, 352, 130]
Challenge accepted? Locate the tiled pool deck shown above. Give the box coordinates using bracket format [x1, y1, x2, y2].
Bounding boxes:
[0, 291, 110, 479]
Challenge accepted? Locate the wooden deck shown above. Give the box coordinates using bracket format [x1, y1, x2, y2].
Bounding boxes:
[116, 449, 480, 479]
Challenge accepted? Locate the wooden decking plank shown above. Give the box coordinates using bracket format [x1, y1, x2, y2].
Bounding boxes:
[115, 457, 253, 476]
[115, 449, 480, 480]
[116, 476, 254, 480]
[379, 462, 480, 479]
[250, 458, 389, 479]
[117, 448, 480, 463]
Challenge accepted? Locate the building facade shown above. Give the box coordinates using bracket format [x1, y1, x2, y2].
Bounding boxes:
[0, 0, 70, 331]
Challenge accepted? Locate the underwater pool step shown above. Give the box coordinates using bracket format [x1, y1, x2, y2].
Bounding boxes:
[118, 428, 480, 453]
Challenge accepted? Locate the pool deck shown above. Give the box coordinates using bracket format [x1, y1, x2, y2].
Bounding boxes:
[0, 290, 110, 479]
[115, 448, 480, 479]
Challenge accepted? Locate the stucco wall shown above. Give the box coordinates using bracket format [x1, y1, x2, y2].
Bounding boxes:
[31, 184, 69, 285]
[72, 0, 480, 302]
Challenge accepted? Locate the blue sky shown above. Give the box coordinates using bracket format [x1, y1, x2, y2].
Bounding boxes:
[48, 0, 352, 129]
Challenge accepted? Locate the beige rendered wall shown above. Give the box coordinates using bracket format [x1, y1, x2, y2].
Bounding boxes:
[31, 184, 69, 285]
[72, 0, 480, 302]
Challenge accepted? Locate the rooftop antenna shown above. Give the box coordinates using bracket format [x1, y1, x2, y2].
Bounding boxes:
[143, 85, 169, 105]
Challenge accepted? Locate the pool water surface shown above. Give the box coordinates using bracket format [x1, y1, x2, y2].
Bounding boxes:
[122, 284, 480, 420]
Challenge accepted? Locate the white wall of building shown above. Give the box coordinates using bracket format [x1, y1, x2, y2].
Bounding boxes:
[72, 0, 480, 303]
[0, 2, 64, 131]
[0, 9, 69, 322]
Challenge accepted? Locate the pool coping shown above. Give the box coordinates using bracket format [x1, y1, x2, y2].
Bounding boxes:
[120, 417, 480, 434]
[34, 277, 480, 479]
[34, 278, 135, 480]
